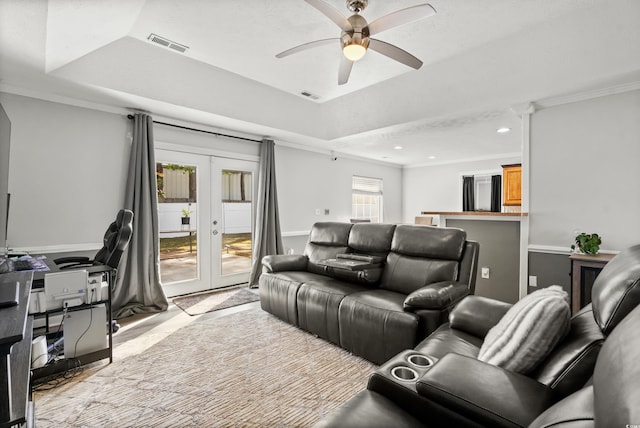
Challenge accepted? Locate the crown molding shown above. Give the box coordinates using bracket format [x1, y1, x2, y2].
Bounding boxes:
[534, 81, 640, 110]
[0, 82, 127, 116]
[404, 152, 521, 169]
[275, 140, 402, 168]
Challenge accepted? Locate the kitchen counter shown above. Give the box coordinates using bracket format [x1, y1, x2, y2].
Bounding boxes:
[421, 211, 527, 217]
[420, 211, 527, 227]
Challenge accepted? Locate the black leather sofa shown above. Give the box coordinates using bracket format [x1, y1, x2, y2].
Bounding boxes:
[259, 222, 479, 363]
[314, 244, 640, 428]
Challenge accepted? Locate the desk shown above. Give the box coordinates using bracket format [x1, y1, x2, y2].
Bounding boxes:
[29, 255, 115, 385]
[0, 271, 34, 428]
[570, 253, 615, 315]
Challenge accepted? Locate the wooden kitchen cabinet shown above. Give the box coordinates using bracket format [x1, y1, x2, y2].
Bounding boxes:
[502, 164, 522, 206]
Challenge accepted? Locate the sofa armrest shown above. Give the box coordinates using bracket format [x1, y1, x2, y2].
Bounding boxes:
[448, 295, 512, 338]
[403, 281, 469, 311]
[416, 353, 559, 428]
[261, 254, 308, 273]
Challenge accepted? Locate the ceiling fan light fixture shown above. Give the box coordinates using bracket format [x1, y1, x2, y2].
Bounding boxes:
[343, 43, 367, 61]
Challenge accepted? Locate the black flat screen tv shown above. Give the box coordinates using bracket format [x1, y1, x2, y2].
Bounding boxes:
[0, 102, 11, 255]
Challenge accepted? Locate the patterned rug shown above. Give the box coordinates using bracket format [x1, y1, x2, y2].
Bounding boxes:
[173, 286, 260, 315]
[33, 307, 375, 427]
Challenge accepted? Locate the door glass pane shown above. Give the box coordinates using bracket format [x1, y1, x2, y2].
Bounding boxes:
[157, 162, 198, 283]
[220, 169, 252, 276]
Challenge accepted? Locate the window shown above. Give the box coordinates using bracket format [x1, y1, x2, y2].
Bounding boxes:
[352, 176, 383, 223]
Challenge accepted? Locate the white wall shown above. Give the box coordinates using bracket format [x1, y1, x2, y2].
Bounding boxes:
[0, 93, 129, 251]
[0, 92, 403, 252]
[529, 89, 640, 251]
[275, 145, 403, 233]
[402, 156, 520, 222]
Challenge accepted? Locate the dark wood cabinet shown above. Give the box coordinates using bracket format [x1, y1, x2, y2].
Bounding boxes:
[570, 253, 615, 314]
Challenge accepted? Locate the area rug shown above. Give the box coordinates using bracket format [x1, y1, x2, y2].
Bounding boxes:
[173, 286, 260, 315]
[33, 307, 375, 427]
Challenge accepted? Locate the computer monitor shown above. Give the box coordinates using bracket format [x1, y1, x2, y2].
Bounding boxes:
[44, 270, 88, 310]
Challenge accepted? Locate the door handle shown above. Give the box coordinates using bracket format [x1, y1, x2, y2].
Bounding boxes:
[213, 230, 219, 235]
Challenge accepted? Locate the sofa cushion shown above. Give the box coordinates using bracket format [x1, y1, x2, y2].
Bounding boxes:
[403, 281, 469, 310]
[262, 254, 308, 272]
[304, 222, 353, 275]
[297, 278, 370, 345]
[312, 390, 425, 428]
[380, 252, 459, 294]
[478, 286, 571, 374]
[593, 305, 640, 427]
[390, 225, 466, 260]
[339, 289, 420, 364]
[414, 324, 483, 359]
[529, 304, 604, 398]
[348, 223, 396, 257]
[448, 295, 513, 339]
[591, 244, 640, 335]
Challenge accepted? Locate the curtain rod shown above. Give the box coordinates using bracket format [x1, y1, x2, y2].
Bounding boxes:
[127, 114, 263, 143]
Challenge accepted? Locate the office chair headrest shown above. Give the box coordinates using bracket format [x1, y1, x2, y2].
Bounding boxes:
[94, 209, 134, 269]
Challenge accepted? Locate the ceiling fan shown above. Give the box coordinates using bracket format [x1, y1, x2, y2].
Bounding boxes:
[276, 0, 436, 85]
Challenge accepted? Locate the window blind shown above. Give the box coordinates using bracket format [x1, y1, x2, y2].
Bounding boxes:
[352, 176, 383, 195]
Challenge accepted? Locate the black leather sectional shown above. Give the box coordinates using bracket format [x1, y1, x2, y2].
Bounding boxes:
[314, 244, 640, 427]
[258, 222, 479, 364]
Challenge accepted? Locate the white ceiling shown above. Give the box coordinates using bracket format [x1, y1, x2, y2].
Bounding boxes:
[1, 0, 639, 166]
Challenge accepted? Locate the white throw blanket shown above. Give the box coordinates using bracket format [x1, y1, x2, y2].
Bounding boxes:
[478, 285, 571, 374]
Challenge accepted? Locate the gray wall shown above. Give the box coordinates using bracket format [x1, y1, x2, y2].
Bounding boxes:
[447, 219, 520, 303]
[528, 252, 571, 296]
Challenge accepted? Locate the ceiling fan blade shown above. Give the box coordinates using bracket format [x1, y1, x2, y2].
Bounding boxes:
[368, 4, 436, 36]
[368, 38, 423, 69]
[338, 56, 353, 85]
[305, 0, 352, 32]
[275, 38, 339, 58]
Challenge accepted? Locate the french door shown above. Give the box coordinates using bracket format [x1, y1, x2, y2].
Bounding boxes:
[156, 149, 257, 297]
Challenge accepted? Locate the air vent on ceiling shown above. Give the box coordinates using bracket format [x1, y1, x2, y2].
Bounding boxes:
[147, 33, 189, 53]
[300, 90, 320, 100]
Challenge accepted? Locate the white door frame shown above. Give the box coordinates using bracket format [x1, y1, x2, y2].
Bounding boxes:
[211, 157, 258, 288]
[156, 149, 257, 297]
[156, 150, 212, 297]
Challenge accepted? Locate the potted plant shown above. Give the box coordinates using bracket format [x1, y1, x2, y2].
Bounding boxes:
[571, 233, 601, 255]
[181, 208, 191, 226]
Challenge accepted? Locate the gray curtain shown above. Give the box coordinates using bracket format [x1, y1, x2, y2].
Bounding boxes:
[113, 113, 169, 318]
[249, 139, 284, 287]
[462, 176, 475, 211]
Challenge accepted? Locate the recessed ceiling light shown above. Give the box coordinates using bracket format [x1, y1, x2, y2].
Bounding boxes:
[428, 155, 436, 159]
[394, 146, 403, 150]
[497, 127, 511, 134]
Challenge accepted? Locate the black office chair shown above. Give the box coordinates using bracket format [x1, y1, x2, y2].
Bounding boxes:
[54, 209, 133, 333]
[54, 209, 134, 270]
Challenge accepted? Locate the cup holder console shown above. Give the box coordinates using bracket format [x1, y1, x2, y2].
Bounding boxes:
[369, 350, 440, 404]
[391, 366, 419, 382]
[407, 354, 433, 368]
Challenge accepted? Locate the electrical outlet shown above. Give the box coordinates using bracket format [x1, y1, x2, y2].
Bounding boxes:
[481, 267, 490, 279]
[529, 275, 538, 287]
[324, 208, 330, 215]
[315, 208, 322, 215]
